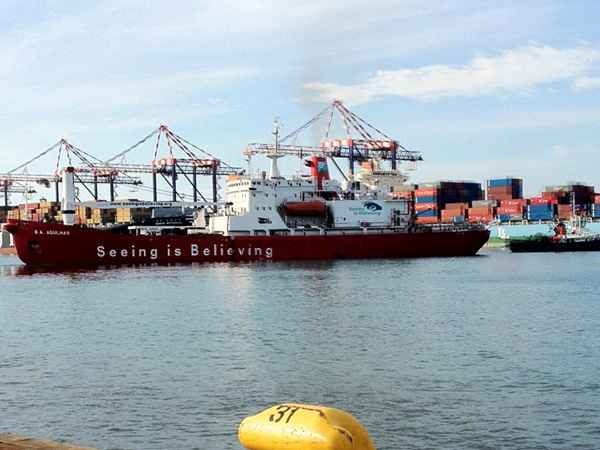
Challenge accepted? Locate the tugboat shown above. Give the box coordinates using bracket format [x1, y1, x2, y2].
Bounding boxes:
[509, 221, 600, 253]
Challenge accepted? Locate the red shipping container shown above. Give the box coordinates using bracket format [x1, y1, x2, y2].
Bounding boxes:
[414, 188, 441, 197]
[468, 213, 494, 222]
[415, 202, 438, 211]
[497, 205, 523, 214]
[415, 216, 438, 224]
[556, 204, 571, 219]
[501, 199, 528, 207]
[530, 197, 557, 205]
[444, 202, 469, 211]
[469, 206, 495, 215]
[440, 210, 465, 223]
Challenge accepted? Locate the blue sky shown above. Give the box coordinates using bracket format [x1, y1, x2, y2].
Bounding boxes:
[1, 0, 599, 201]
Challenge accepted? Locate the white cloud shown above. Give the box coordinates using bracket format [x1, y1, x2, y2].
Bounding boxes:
[304, 44, 600, 103]
[572, 76, 600, 91]
[551, 143, 596, 157]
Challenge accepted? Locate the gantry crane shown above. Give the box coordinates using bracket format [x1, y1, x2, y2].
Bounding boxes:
[245, 100, 422, 179]
[0, 140, 142, 211]
[100, 125, 244, 204]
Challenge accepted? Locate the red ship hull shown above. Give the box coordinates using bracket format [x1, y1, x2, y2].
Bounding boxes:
[4, 219, 489, 265]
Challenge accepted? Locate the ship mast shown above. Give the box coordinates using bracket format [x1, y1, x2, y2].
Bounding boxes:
[266, 119, 284, 179]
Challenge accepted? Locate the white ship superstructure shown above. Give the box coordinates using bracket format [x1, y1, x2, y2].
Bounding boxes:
[207, 157, 411, 237]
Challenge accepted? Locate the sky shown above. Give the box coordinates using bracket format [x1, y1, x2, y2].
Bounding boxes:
[1, 0, 599, 201]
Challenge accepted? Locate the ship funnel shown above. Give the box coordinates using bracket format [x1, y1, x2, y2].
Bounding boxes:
[61, 167, 76, 225]
[307, 156, 329, 190]
[267, 154, 284, 179]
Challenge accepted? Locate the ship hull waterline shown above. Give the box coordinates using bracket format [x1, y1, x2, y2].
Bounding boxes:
[4, 219, 490, 265]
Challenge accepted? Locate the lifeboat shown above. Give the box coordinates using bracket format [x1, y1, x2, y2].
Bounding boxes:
[284, 200, 326, 216]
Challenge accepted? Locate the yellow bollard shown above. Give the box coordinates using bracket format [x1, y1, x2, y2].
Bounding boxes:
[238, 403, 376, 450]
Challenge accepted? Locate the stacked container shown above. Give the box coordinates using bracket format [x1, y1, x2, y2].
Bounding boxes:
[116, 207, 152, 224]
[496, 199, 527, 221]
[591, 195, 600, 218]
[526, 198, 555, 221]
[543, 184, 595, 215]
[440, 203, 468, 223]
[468, 200, 497, 223]
[487, 178, 523, 201]
[414, 181, 483, 224]
[91, 207, 116, 225]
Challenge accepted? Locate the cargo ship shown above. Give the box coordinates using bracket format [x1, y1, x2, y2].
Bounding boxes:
[3, 154, 489, 265]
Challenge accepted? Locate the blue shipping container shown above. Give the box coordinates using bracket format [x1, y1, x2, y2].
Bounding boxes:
[415, 196, 439, 203]
[526, 212, 554, 220]
[527, 204, 554, 212]
[488, 178, 522, 188]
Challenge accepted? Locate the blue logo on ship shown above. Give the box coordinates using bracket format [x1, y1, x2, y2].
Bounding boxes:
[363, 202, 383, 211]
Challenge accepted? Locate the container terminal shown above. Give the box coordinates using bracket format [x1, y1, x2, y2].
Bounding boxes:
[1, 102, 598, 252]
[4, 177, 599, 253]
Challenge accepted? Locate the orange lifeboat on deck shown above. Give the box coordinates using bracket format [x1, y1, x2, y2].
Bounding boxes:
[284, 200, 326, 216]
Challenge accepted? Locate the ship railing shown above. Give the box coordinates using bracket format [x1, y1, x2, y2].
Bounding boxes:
[412, 223, 486, 233]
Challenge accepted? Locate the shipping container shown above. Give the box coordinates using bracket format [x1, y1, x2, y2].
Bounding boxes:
[469, 206, 496, 215]
[414, 215, 438, 224]
[472, 200, 498, 207]
[529, 197, 557, 205]
[501, 199, 528, 207]
[526, 205, 554, 220]
[487, 178, 523, 188]
[487, 185, 523, 201]
[497, 205, 523, 215]
[414, 188, 441, 197]
[391, 184, 415, 192]
[468, 213, 494, 222]
[415, 196, 439, 203]
[444, 202, 469, 211]
[440, 209, 466, 223]
[556, 204, 571, 219]
[415, 202, 438, 212]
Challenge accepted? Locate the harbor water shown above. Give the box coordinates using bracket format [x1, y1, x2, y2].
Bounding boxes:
[1, 250, 599, 450]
